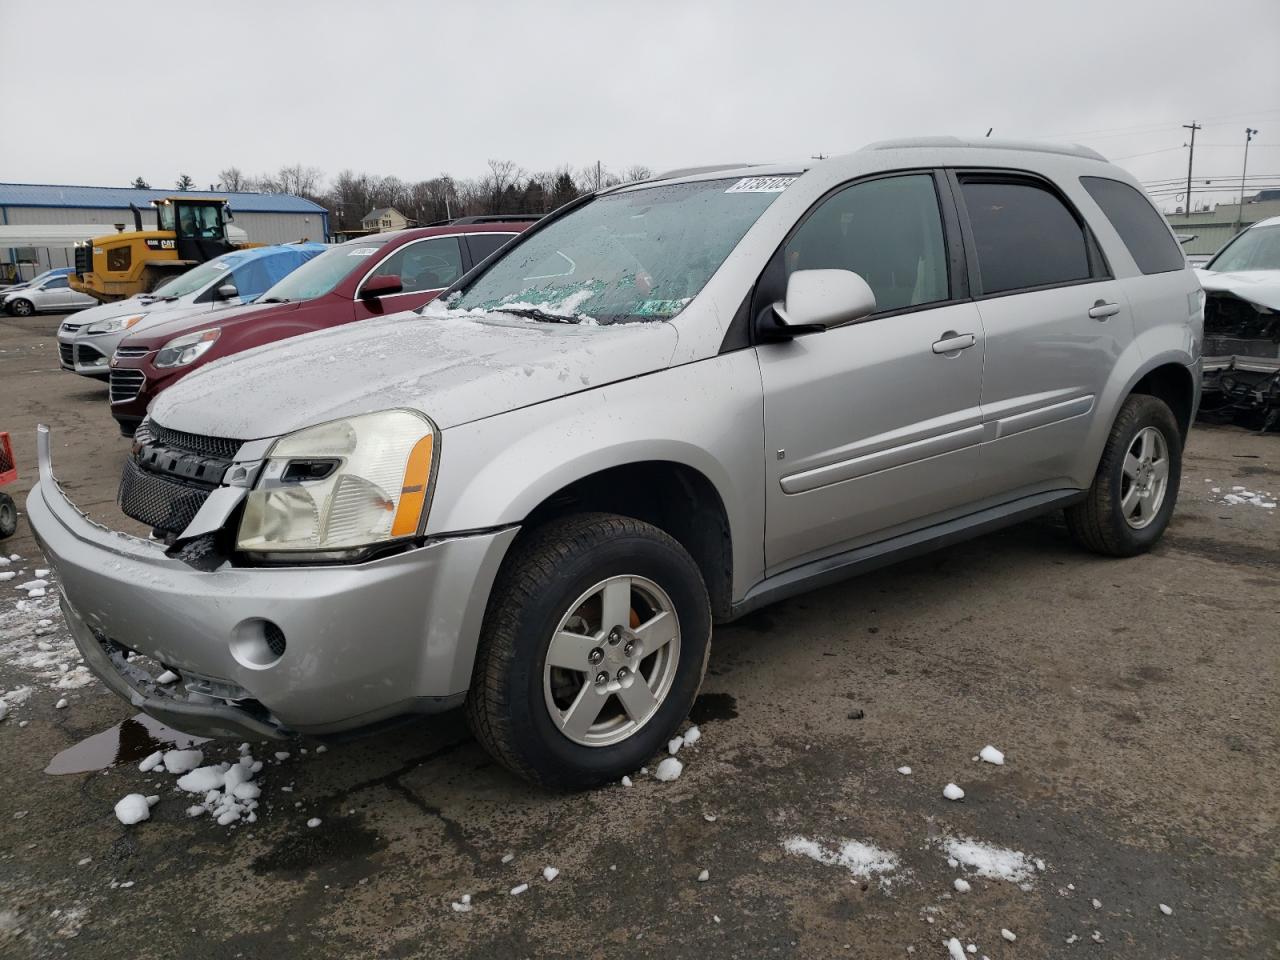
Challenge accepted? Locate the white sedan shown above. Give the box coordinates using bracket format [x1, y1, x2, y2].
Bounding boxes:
[3, 273, 96, 316]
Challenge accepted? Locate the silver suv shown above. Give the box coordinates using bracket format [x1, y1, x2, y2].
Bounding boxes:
[28, 139, 1202, 788]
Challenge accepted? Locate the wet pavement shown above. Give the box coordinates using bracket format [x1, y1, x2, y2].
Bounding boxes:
[1, 314, 1277, 958]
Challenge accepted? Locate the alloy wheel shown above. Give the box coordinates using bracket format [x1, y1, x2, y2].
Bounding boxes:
[1120, 425, 1169, 529]
[542, 574, 681, 747]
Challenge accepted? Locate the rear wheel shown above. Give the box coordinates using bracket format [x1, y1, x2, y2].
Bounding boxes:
[8, 298, 33, 317]
[0, 492, 17, 540]
[1065, 394, 1182, 556]
[467, 513, 711, 789]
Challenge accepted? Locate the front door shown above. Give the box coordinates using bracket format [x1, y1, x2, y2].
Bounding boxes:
[353, 236, 465, 319]
[757, 172, 986, 574]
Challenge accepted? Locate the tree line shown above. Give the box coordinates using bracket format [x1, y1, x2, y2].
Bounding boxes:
[130, 159, 654, 229]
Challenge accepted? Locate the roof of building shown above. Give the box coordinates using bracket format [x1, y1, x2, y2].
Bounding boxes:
[0, 182, 328, 214]
[362, 207, 400, 222]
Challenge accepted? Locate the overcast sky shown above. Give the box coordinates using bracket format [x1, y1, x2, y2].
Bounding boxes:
[2, 0, 1277, 212]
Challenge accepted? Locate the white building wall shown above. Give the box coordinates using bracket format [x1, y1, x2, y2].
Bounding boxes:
[0, 206, 327, 269]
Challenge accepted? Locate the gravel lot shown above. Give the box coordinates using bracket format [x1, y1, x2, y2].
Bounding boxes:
[1, 313, 1277, 959]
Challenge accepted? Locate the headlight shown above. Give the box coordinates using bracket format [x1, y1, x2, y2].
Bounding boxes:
[154, 328, 220, 368]
[236, 410, 438, 559]
[86, 313, 144, 335]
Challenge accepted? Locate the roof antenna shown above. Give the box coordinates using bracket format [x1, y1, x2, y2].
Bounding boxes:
[985, 128, 993, 138]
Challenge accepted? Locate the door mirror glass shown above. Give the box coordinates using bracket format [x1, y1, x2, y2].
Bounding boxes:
[773, 269, 876, 333]
[216, 283, 239, 300]
[360, 274, 403, 298]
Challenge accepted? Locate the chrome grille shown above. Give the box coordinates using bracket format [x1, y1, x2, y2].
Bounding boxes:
[109, 369, 145, 403]
[146, 422, 243, 460]
[114, 346, 148, 359]
[58, 342, 74, 367]
[118, 459, 211, 534]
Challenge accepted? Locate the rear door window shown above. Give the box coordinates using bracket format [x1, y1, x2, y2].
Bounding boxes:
[465, 232, 515, 268]
[958, 179, 1093, 295]
[1080, 176, 1184, 274]
[368, 237, 464, 294]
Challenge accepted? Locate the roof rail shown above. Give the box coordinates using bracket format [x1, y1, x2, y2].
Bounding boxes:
[447, 214, 544, 225]
[860, 136, 1106, 162]
[646, 163, 755, 183]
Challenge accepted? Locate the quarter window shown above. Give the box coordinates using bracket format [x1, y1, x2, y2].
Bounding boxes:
[959, 179, 1092, 295]
[368, 237, 463, 295]
[784, 174, 949, 314]
[1080, 177, 1184, 275]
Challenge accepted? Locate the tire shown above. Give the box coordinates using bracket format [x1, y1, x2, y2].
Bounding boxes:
[0, 492, 17, 540]
[8, 298, 34, 317]
[1065, 394, 1182, 557]
[467, 512, 711, 790]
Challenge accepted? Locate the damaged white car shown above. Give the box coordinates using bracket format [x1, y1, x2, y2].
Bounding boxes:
[1197, 215, 1280, 430]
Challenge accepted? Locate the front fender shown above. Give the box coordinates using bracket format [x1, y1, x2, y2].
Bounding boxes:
[427, 351, 767, 602]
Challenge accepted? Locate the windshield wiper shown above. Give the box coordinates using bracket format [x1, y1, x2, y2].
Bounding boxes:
[259, 296, 291, 304]
[491, 306, 581, 324]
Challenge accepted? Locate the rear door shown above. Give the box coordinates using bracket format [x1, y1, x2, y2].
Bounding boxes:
[353, 236, 465, 319]
[757, 171, 986, 573]
[951, 171, 1133, 500]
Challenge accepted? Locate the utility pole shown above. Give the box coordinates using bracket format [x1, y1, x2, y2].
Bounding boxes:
[1236, 127, 1258, 231]
[1181, 121, 1201, 215]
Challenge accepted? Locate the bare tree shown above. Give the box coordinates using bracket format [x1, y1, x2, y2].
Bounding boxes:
[620, 164, 653, 183]
[218, 167, 247, 191]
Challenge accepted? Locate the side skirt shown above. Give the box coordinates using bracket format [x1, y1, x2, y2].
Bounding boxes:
[727, 488, 1086, 621]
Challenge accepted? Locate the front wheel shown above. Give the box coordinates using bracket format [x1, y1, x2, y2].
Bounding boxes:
[0, 492, 17, 540]
[1065, 394, 1182, 556]
[8, 298, 34, 317]
[467, 513, 711, 789]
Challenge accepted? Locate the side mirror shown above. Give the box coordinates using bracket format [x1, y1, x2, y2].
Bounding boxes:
[772, 269, 876, 335]
[360, 274, 403, 299]
[216, 283, 239, 300]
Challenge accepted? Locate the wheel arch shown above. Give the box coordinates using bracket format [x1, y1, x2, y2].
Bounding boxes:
[513, 459, 735, 622]
[1127, 360, 1196, 440]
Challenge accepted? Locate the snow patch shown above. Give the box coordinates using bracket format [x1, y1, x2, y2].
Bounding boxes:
[943, 783, 965, 801]
[938, 836, 1037, 884]
[783, 836, 900, 880]
[114, 794, 153, 825]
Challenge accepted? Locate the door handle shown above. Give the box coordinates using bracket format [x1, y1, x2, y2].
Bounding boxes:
[932, 332, 977, 354]
[1088, 300, 1121, 320]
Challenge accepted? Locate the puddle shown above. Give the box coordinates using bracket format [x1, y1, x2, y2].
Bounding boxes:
[46, 713, 209, 775]
[690, 692, 738, 724]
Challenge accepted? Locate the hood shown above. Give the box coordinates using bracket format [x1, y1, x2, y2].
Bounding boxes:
[68, 294, 182, 331]
[149, 310, 680, 439]
[1196, 268, 1280, 312]
[121, 300, 293, 347]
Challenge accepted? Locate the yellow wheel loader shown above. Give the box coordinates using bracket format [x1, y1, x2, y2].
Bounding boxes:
[70, 197, 261, 303]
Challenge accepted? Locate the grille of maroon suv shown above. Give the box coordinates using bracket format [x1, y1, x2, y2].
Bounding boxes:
[114, 346, 148, 359]
[109, 369, 145, 403]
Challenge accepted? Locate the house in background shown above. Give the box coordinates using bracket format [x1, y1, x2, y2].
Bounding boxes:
[361, 206, 412, 233]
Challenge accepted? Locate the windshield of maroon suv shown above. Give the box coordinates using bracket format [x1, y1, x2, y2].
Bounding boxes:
[447, 176, 795, 324]
[256, 239, 387, 303]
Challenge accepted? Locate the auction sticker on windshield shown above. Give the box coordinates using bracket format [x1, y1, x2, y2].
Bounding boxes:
[725, 176, 797, 194]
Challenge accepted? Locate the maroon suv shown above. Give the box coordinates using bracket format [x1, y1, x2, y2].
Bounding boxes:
[107, 220, 533, 434]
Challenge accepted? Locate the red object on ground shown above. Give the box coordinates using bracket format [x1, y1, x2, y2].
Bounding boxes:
[0, 432, 17, 485]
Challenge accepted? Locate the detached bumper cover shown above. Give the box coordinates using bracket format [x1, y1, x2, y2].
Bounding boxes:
[25, 425, 517, 739]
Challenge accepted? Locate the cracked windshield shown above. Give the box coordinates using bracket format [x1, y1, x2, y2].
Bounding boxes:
[450, 177, 793, 323]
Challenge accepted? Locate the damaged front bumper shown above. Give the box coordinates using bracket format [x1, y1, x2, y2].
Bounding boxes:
[1199, 290, 1280, 429]
[25, 425, 517, 741]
